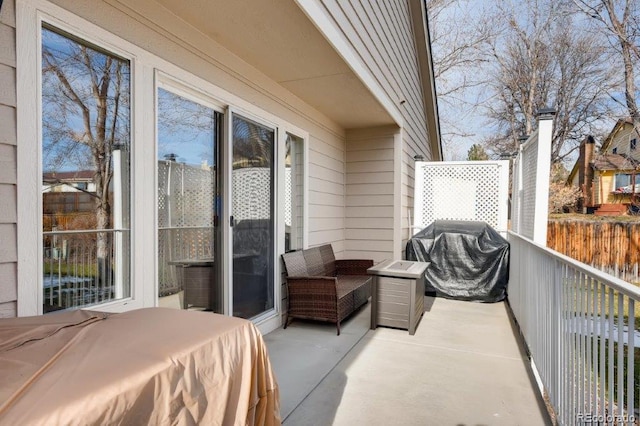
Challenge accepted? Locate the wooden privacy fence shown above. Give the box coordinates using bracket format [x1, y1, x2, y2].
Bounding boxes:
[547, 220, 640, 283]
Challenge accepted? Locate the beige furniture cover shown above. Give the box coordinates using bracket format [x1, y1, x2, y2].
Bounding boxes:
[0, 308, 280, 425]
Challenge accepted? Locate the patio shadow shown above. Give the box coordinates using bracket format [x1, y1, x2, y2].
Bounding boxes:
[284, 296, 552, 425]
[263, 303, 370, 421]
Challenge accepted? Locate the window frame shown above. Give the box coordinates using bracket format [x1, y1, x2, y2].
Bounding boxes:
[17, 3, 147, 315]
[17, 0, 309, 329]
[283, 132, 307, 252]
[155, 76, 228, 313]
[40, 24, 134, 311]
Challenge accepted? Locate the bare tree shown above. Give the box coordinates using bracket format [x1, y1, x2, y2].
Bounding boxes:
[426, 0, 495, 159]
[232, 116, 273, 169]
[42, 28, 130, 282]
[573, 0, 640, 134]
[484, 0, 617, 163]
[156, 88, 218, 166]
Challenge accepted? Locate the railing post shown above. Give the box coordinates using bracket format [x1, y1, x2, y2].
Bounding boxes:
[533, 108, 555, 245]
[511, 155, 521, 234]
[113, 145, 124, 299]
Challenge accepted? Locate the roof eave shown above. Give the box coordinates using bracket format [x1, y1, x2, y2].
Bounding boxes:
[408, 0, 442, 161]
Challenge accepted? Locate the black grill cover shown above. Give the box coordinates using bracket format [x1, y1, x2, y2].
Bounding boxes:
[405, 220, 509, 302]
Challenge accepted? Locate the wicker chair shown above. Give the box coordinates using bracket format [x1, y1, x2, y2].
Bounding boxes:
[281, 244, 373, 335]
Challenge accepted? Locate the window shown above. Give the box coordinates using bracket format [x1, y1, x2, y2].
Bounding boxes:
[284, 133, 305, 252]
[156, 87, 223, 313]
[41, 26, 131, 312]
[631, 138, 637, 151]
[614, 173, 640, 192]
[231, 114, 275, 319]
[20, 2, 308, 327]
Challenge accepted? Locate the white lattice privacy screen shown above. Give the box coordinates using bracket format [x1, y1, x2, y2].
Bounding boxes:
[232, 167, 271, 221]
[413, 161, 510, 234]
[158, 161, 215, 229]
[157, 161, 216, 295]
[284, 168, 292, 226]
[520, 135, 539, 239]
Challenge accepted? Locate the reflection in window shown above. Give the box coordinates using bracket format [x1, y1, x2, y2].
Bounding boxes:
[41, 26, 131, 312]
[232, 115, 274, 319]
[157, 88, 222, 313]
[285, 134, 304, 252]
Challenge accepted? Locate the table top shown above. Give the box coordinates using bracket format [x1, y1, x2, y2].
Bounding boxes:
[367, 259, 429, 279]
[168, 258, 215, 266]
[168, 253, 257, 266]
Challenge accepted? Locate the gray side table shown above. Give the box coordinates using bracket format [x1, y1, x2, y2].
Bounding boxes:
[168, 258, 215, 310]
[367, 260, 429, 335]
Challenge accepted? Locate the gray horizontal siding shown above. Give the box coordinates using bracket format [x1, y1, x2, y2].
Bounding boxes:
[321, 0, 432, 254]
[321, 0, 430, 158]
[0, 0, 18, 317]
[345, 126, 396, 262]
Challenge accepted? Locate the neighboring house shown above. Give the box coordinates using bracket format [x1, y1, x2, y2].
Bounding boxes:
[42, 170, 96, 194]
[42, 170, 96, 218]
[569, 119, 640, 215]
[0, 0, 441, 334]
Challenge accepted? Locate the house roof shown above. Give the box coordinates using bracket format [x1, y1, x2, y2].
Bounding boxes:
[409, 0, 443, 161]
[42, 171, 95, 183]
[600, 118, 636, 153]
[592, 153, 639, 171]
[568, 120, 639, 183]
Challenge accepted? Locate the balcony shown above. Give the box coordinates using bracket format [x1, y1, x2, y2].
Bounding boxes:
[38, 115, 639, 424]
[264, 231, 640, 425]
[266, 294, 549, 425]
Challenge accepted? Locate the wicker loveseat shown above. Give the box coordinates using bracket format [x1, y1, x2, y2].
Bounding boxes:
[281, 244, 373, 335]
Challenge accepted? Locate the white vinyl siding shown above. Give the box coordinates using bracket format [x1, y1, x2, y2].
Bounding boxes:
[307, 132, 347, 254]
[0, 0, 17, 317]
[346, 126, 397, 263]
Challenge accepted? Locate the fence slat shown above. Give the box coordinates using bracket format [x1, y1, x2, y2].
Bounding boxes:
[548, 220, 640, 283]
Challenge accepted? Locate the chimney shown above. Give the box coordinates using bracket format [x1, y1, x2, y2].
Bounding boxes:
[582, 136, 595, 208]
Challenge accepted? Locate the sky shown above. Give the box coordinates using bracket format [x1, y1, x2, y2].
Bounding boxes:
[428, 0, 501, 161]
[428, 0, 638, 164]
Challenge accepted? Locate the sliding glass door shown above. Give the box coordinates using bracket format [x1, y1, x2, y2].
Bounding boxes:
[157, 87, 222, 313]
[231, 114, 275, 319]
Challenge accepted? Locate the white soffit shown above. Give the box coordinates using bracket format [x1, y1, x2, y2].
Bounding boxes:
[152, 0, 396, 129]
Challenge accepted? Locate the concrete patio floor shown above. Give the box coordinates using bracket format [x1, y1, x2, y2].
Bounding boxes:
[265, 296, 552, 425]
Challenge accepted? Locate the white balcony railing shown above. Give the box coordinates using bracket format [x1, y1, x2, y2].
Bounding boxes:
[509, 231, 640, 425]
[43, 229, 129, 311]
